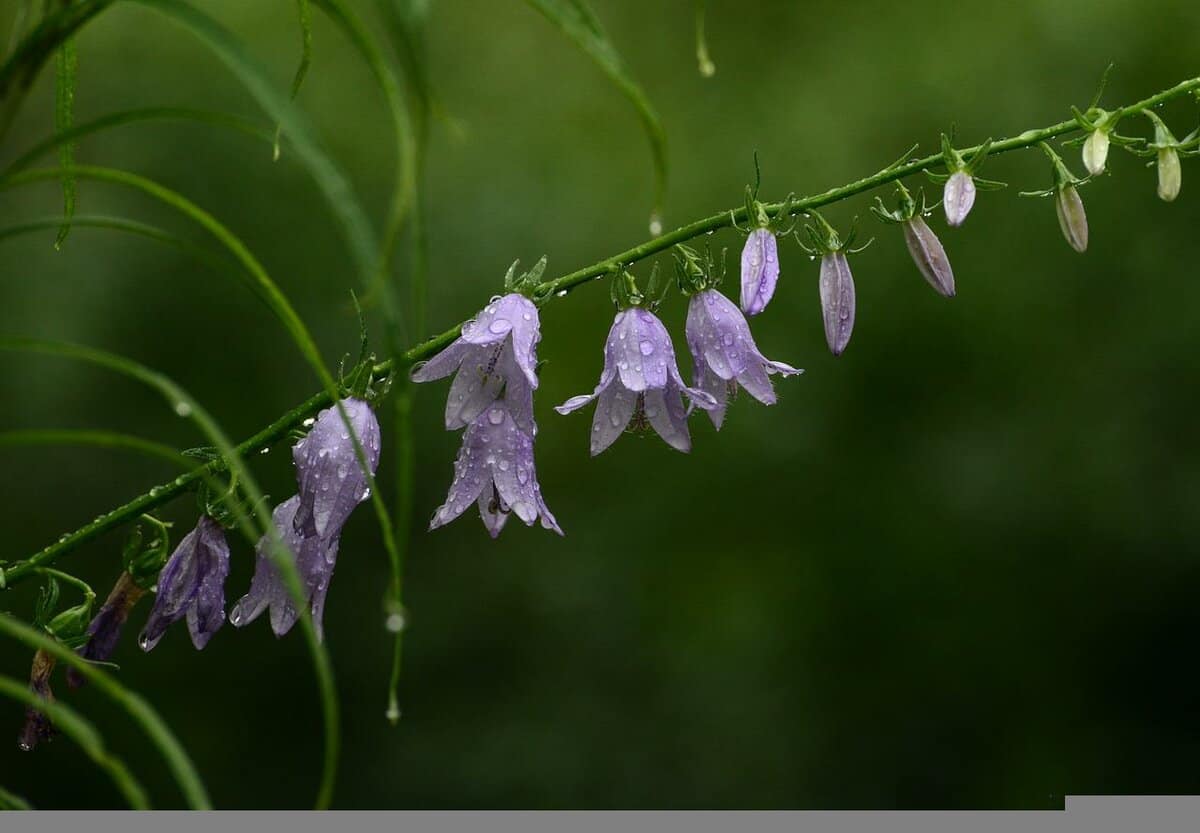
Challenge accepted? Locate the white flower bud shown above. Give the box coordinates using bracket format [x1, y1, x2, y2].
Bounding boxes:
[1157, 147, 1181, 202]
[1082, 129, 1110, 176]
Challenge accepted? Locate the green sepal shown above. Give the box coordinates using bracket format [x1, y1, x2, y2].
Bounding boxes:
[123, 515, 173, 589]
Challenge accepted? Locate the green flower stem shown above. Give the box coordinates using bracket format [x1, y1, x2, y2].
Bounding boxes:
[6, 74, 1199, 596]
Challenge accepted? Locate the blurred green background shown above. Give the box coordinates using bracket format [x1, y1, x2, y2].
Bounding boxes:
[2, 0, 1200, 810]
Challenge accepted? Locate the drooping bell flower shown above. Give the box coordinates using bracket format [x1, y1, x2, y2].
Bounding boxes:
[736, 188, 795, 317]
[556, 301, 717, 455]
[934, 135, 999, 228]
[795, 211, 866, 356]
[411, 287, 542, 433]
[430, 397, 562, 538]
[685, 287, 802, 429]
[229, 496, 340, 639]
[872, 182, 956, 299]
[139, 515, 231, 651]
[292, 397, 382, 539]
[1137, 109, 1196, 203]
[1025, 143, 1089, 254]
[66, 572, 145, 688]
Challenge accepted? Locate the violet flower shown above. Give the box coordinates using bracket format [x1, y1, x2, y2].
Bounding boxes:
[139, 516, 230, 652]
[66, 572, 145, 688]
[819, 252, 856, 356]
[740, 227, 779, 316]
[17, 651, 56, 752]
[556, 306, 717, 455]
[411, 293, 540, 433]
[292, 397, 382, 540]
[685, 289, 802, 429]
[902, 215, 956, 298]
[430, 398, 562, 538]
[943, 171, 976, 227]
[230, 496, 340, 639]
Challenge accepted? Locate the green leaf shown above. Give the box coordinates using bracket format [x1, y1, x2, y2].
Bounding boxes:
[0, 783, 33, 811]
[524, 0, 668, 221]
[274, 0, 314, 161]
[53, 36, 77, 249]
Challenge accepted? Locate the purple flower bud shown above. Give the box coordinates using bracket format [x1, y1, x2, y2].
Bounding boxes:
[902, 215, 956, 298]
[556, 307, 718, 455]
[1082, 129, 1110, 176]
[739, 227, 780, 316]
[17, 651, 56, 752]
[943, 171, 976, 227]
[139, 516, 230, 652]
[1157, 148, 1181, 202]
[411, 293, 540, 433]
[1055, 185, 1088, 253]
[66, 572, 146, 688]
[818, 252, 856, 356]
[430, 398, 562, 538]
[229, 496, 340, 639]
[685, 289, 802, 429]
[292, 398, 382, 540]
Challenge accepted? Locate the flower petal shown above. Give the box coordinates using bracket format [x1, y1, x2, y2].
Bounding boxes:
[740, 228, 780, 316]
[590, 382, 637, 456]
[819, 252, 856, 356]
[410, 338, 470, 382]
[293, 399, 382, 539]
[644, 386, 691, 452]
[444, 345, 506, 430]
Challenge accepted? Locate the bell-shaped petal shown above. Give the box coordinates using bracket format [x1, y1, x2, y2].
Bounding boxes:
[229, 496, 341, 640]
[412, 293, 542, 433]
[902, 215, 956, 298]
[943, 171, 976, 227]
[685, 289, 802, 429]
[139, 516, 231, 651]
[819, 252, 856, 356]
[430, 399, 562, 537]
[740, 228, 780, 316]
[1055, 185, 1089, 253]
[292, 398, 382, 540]
[556, 307, 717, 455]
[1158, 148, 1182, 202]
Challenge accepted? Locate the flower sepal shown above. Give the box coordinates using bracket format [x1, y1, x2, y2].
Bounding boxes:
[869, 181, 934, 225]
[673, 243, 725, 296]
[502, 255, 549, 297]
[122, 515, 173, 590]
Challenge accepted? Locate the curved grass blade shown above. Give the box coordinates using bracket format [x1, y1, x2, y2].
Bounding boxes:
[0, 428, 192, 469]
[53, 36, 77, 249]
[5, 107, 274, 174]
[122, 0, 378, 286]
[274, 0, 313, 161]
[0, 782, 33, 811]
[524, 0, 668, 224]
[0, 673, 150, 809]
[0, 337, 339, 809]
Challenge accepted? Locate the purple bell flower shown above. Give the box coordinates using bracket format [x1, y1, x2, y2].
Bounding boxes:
[902, 215, 956, 298]
[292, 397, 382, 540]
[430, 397, 562, 538]
[66, 572, 146, 688]
[819, 252, 856, 356]
[17, 651, 56, 752]
[685, 289, 802, 429]
[411, 293, 540, 433]
[556, 306, 717, 455]
[230, 496, 340, 639]
[740, 227, 780, 316]
[138, 516, 230, 652]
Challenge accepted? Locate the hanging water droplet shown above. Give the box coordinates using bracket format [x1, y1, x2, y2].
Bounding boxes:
[173, 401, 192, 417]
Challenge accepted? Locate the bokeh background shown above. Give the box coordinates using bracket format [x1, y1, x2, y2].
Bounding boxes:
[2, 0, 1200, 809]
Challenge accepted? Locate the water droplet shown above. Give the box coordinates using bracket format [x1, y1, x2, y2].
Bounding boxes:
[302, 417, 316, 428]
[639, 339, 655, 356]
[487, 408, 505, 425]
[259, 447, 270, 455]
[174, 401, 192, 417]
[385, 612, 406, 633]
[488, 318, 512, 335]
[498, 459, 510, 471]
[555, 289, 568, 298]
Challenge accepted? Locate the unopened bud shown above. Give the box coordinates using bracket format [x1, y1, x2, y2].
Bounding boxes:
[1082, 129, 1110, 176]
[1055, 185, 1089, 253]
[902, 215, 956, 298]
[818, 252, 856, 356]
[943, 171, 976, 227]
[1157, 147, 1181, 202]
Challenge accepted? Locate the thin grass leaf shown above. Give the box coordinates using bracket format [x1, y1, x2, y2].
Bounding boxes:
[524, 0, 668, 223]
[0, 673, 149, 809]
[0, 428, 192, 469]
[0, 336, 339, 809]
[52, 36, 76, 249]
[0, 783, 33, 811]
[5, 107, 274, 174]
[123, 0, 378, 286]
[273, 0, 313, 161]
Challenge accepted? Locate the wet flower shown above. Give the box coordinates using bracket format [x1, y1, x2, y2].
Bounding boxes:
[555, 306, 717, 455]
[139, 516, 230, 652]
[902, 214, 956, 298]
[66, 572, 145, 688]
[1082, 129, 1110, 176]
[17, 650, 56, 752]
[430, 398, 562, 537]
[1055, 185, 1089, 253]
[740, 227, 779, 316]
[292, 397, 382, 540]
[411, 293, 540, 433]
[943, 170, 976, 227]
[1157, 147, 1181, 202]
[685, 289, 801, 429]
[229, 496, 340, 639]
[819, 252, 856, 356]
